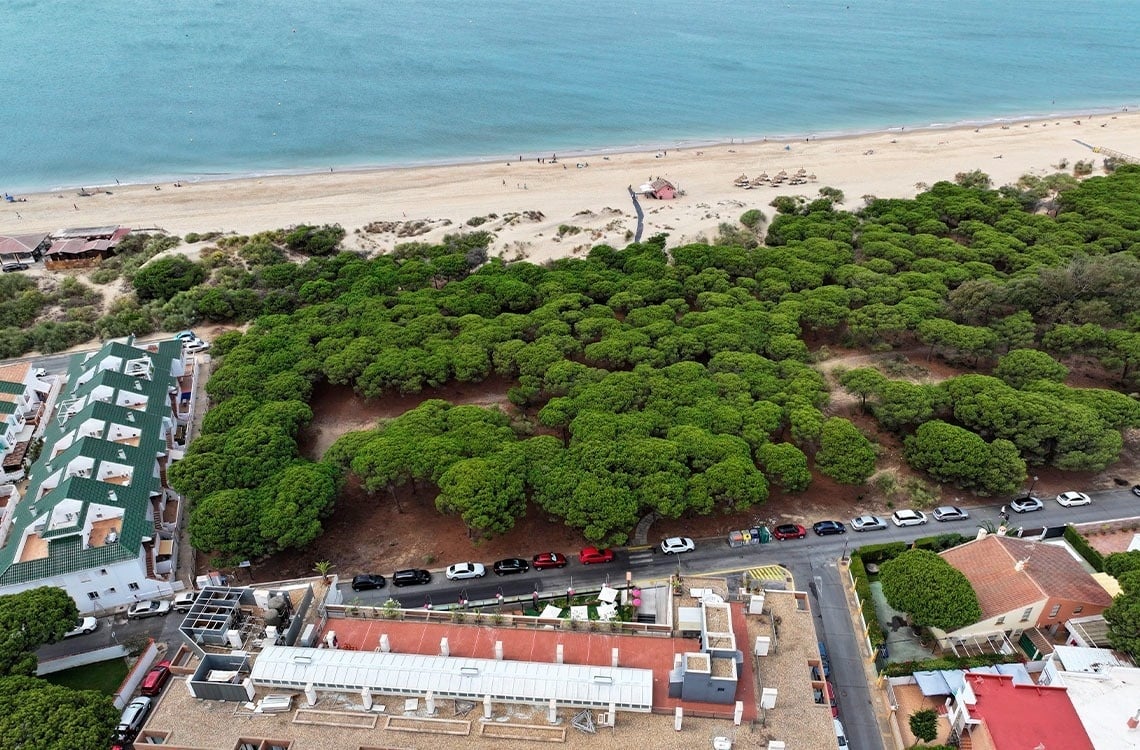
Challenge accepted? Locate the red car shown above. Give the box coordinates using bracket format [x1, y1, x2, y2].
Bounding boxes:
[578, 547, 615, 564]
[140, 660, 173, 697]
[532, 552, 568, 569]
[772, 523, 807, 540]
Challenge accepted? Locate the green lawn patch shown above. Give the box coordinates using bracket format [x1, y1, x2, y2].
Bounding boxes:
[44, 658, 129, 695]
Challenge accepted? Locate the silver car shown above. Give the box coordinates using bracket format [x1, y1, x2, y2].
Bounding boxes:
[932, 506, 969, 522]
[445, 562, 486, 581]
[850, 515, 888, 532]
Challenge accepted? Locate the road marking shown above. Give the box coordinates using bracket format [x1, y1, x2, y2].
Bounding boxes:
[748, 565, 789, 581]
[627, 551, 655, 566]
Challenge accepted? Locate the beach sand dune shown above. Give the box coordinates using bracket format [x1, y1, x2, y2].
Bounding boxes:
[6, 113, 1140, 265]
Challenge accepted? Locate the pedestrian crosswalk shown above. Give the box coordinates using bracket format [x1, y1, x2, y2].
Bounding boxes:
[627, 550, 656, 566]
[748, 565, 791, 582]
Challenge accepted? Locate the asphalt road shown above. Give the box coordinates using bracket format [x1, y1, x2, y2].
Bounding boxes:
[38, 485, 1140, 750]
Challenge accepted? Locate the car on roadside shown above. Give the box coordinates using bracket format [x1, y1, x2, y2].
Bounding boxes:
[1056, 490, 1092, 507]
[932, 505, 970, 522]
[1, 262, 29, 273]
[1010, 495, 1045, 513]
[851, 515, 888, 532]
[183, 338, 210, 354]
[825, 681, 838, 717]
[834, 718, 849, 748]
[174, 330, 198, 341]
[891, 509, 928, 527]
[812, 520, 846, 536]
[772, 523, 807, 540]
[492, 557, 530, 576]
[531, 552, 568, 569]
[1133, 484, 1140, 498]
[392, 568, 432, 587]
[445, 562, 486, 580]
[578, 547, 615, 564]
[660, 536, 696, 555]
[64, 616, 98, 638]
[115, 696, 153, 739]
[173, 591, 198, 611]
[33, 367, 48, 379]
[351, 574, 387, 591]
[140, 660, 173, 697]
[127, 600, 171, 619]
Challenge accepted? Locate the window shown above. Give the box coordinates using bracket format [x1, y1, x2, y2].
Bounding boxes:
[1048, 604, 1061, 619]
[99, 568, 108, 575]
[1020, 607, 1033, 622]
[106, 588, 116, 594]
[86, 591, 99, 600]
[995, 616, 1005, 625]
[128, 582, 140, 591]
[1073, 606, 1083, 615]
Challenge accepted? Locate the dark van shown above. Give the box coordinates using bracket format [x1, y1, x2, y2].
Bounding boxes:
[392, 569, 431, 587]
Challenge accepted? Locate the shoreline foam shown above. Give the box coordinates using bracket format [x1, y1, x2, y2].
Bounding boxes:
[7, 111, 1140, 270]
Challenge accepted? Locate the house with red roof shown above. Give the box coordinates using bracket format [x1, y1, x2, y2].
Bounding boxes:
[932, 534, 1113, 653]
[945, 672, 1093, 749]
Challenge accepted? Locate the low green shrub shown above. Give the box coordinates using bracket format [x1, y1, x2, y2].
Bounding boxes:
[857, 541, 908, 564]
[849, 553, 886, 649]
[883, 652, 1023, 677]
[1065, 525, 1104, 572]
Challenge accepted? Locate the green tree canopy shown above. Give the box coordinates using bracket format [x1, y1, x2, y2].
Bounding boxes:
[0, 587, 79, 676]
[0, 675, 118, 750]
[993, 349, 1068, 389]
[815, 418, 877, 484]
[132, 254, 207, 302]
[880, 549, 982, 631]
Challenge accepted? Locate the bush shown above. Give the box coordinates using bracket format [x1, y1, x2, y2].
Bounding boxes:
[884, 652, 1023, 677]
[1064, 525, 1104, 572]
[912, 533, 970, 553]
[133, 255, 207, 302]
[739, 208, 765, 229]
[856, 541, 908, 565]
[284, 224, 345, 256]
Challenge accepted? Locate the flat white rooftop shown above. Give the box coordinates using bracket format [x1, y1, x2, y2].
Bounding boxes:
[250, 645, 654, 712]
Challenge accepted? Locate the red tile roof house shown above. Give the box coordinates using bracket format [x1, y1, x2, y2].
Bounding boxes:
[641, 178, 677, 199]
[930, 534, 1113, 654]
[945, 672, 1093, 750]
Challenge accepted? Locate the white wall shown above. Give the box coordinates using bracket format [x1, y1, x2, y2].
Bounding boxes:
[1, 555, 175, 615]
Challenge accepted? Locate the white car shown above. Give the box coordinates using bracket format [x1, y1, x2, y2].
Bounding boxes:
[173, 591, 197, 612]
[1056, 491, 1092, 507]
[850, 515, 888, 532]
[183, 338, 210, 354]
[660, 536, 696, 554]
[445, 562, 486, 580]
[891, 509, 928, 527]
[127, 599, 172, 619]
[932, 506, 970, 522]
[64, 616, 98, 638]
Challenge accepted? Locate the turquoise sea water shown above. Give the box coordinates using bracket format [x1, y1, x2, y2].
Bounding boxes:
[2, 1, 1137, 192]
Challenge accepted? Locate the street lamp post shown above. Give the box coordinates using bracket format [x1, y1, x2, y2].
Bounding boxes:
[1029, 475, 1039, 495]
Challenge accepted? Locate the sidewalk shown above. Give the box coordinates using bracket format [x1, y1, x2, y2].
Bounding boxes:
[837, 558, 904, 750]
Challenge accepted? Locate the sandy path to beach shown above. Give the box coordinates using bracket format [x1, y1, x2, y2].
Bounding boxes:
[5, 112, 1140, 264]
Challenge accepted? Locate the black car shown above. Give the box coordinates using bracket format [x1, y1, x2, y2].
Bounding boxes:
[493, 557, 530, 576]
[392, 568, 432, 587]
[812, 520, 846, 536]
[351, 574, 387, 591]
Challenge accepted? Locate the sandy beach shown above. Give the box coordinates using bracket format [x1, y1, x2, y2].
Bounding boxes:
[5, 112, 1140, 265]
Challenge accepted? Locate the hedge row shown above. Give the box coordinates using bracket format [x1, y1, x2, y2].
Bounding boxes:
[1064, 525, 1104, 572]
[849, 553, 887, 650]
[883, 651, 1024, 677]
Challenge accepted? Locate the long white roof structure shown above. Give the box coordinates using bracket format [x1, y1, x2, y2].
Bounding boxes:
[250, 645, 654, 712]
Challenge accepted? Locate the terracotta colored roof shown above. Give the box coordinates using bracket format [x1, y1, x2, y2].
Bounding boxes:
[0, 363, 29, 389]
[0, 233, 48, 255]
[967, 673, 1092, 750]
[649, 178, 674, 190]
[940, 535, 1111, 620]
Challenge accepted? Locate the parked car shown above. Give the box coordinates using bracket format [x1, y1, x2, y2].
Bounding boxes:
[531, 552, 568, 569]
[1010, 495, 1045, 513]
[1, 262, 29, 273]
[392, 568, 432, 587]
[818, 641, 831, 677]
[183, 338, 210, 354]
[140, 660, 173, 697]
[492, 557, 530, 575]
[1132, 484, 1140, 498]
[578, 546, 615, 564]
[812, 520, 846, 536]
[834, 718, 849, 748]
[891, 509, 928, 527]
[660, 536, 696, 555]
[64, 616, 98, 638]
[445, 562, 486, 580]
[174, 330, 198, 341]
[1056, 490, 1092, 507]
[127, 600, 171, 619]
[825, 681, 838, 717]
[772, 523, 807, 540]
[173, 591, 197, 612]
[33, 367, 48, 379]
[851, 515, 888, 532]
[932, 505, 970, 522]
[351, 574, 387, 591]
[115, 696, 153, 739]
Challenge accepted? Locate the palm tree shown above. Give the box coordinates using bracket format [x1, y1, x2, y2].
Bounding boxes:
[313, 560, 335, 583]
